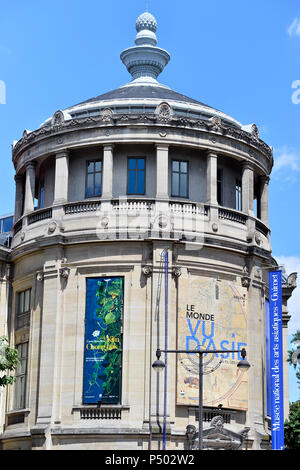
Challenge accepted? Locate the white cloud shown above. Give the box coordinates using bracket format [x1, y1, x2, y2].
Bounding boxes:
[287, 18, 300, 37]
[274, 256, 300, 335]
[272, 146, 300, 181]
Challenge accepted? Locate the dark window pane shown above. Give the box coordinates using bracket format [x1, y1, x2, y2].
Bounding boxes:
[3, 217, 13, 233]
[180, 173, 188, 197]
[136, 171, 145, 194]
[128, 170, 136, 194]
[87, 162, 94, 174]
[95, 161, 102, 172]
[128, 158, 136, 170]
[137, 158, 145, 170]
[24, 290, 30, 312]
[18, 292, 24, 315]
[86, 173, 94, 198]
[172, 161, 179, 172]
[94, 172, 102, 196]
[180, 161, 188, 173]
[172, 172, 179, 196]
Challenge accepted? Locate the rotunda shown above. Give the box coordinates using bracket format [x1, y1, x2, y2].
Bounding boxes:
[0, 11, 296, 450]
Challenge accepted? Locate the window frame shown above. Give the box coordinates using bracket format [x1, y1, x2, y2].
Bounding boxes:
[171, 159, 189, 199]
[39, 179, 45, 209]
[235, 179, 242, 211]
[13, 342, 29, 410]
[127, 157, 146, 196]
[16, 288, 31, 330]
[217, 168, 223, 206]
[85, 159, 103, 199]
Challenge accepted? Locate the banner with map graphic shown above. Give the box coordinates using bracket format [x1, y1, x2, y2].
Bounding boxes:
[83, 277, 123, 404]
[177, 276, 248, 410]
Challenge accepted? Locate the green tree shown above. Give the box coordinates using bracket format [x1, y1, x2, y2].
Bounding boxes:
[284, 401, 300, 449]
[287, 330, 300, 388]
[0, 336, 19, 387]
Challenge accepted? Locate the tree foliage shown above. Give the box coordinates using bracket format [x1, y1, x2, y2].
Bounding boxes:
[284, 401, 300, 449]
[287, 330, 300, 388]
[0, 336, 19, 387]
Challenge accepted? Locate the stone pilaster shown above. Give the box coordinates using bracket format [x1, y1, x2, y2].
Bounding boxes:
[259, 176, 269, 226]
[102, 144, 114, 201]
[14, 174, 24, 222]
[53, 150, 69, 205]
[206, 152, 218, 205]
[156, 144, 169, 200]
[242, 162, 254, 216]
[23, 162, 36, 215]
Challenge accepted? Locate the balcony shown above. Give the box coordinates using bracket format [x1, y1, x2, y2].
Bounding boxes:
[10, 198, 271, 253]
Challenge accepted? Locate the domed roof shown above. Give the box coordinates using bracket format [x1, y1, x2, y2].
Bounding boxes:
[40, 11, 242, 129]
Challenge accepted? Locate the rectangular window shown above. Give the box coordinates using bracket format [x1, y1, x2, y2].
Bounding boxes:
[235, 179, 242, 211]
[86, 160, 102, 198]
[14, 342, 28, 410]
[16, 289, 31, 330]
[127, 158, 145, 195]
[39, 180, 45, 209]
[171, 160, 188, 198]
[2, 216, 13, 233]
[217, 169, 223, 205]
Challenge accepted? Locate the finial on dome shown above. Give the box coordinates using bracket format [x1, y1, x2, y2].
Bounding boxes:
[120, 11, 170, 84]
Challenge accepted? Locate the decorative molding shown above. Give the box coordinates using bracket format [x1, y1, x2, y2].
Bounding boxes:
[142, 265, 153, 277]
[172, 266, 182, 278]
[59, 267, 70, 279]
[12, 112, 273, 167]
[36, 271, 44, 282]
[241, 266, 251, 288]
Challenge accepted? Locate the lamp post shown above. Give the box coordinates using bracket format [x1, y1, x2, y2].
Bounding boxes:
[152, 347, 250, 450]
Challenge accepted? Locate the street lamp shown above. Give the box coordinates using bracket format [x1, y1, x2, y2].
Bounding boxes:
[152, 347, 250, 450]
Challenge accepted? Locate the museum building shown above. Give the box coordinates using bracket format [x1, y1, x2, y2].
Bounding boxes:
[0, 11, 297, 450]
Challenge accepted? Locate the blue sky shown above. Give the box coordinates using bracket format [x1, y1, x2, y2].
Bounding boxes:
[0, 0, 299, 401]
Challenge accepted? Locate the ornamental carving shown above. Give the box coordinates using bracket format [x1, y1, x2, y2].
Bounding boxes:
[156, 102, 173, 120]
[101, 108, 113, 121]
[142, 265, 153, 277]
[12, 111, 273, 166]
[251, 124, 259, 139]
[209, 115, 223, 132]
[52, 110, 65, 127]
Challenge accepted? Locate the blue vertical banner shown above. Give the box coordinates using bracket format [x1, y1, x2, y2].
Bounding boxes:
[269, 271, 284, 450]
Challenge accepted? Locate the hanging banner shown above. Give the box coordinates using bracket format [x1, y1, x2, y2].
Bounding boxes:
[269, 271, 284, 450]
[83, 277, 123, 404]
[177, 276, 248, 410]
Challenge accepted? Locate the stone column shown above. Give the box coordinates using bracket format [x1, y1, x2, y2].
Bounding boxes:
[102, 145, 114, 199]
[156, 144, 169, 200]
[23, 162, 36, 215]
[14, 174, 24, 221]
[242, 162, 254, 215]
[206, 152, 218, 205]
[53, 150, 69, 205]
[36, 251, 65, 426]
[259, 176, 269, 226]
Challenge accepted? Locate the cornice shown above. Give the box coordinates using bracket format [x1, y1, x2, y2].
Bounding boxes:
[12, 112, 273, 171]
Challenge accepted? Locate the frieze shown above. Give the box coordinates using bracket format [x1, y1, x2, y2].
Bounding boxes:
[12, 111, 273, 165]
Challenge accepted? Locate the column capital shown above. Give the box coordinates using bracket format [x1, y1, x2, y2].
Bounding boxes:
[206, 150, 218, 158]
[25, 161, 37, 170]
[55, 149, 70, 159]
[14, 174, 23, 183]
[156, 143, 169, 151]
[103, 144, 114, 151]
[259, 174, 270, 184]
[242, 161, 254, 171]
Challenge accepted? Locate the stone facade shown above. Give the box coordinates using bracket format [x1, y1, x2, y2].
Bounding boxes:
[0, 11, 296, 451]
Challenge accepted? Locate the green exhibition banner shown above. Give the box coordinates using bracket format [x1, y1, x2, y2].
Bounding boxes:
[83, 277, 123, 404]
